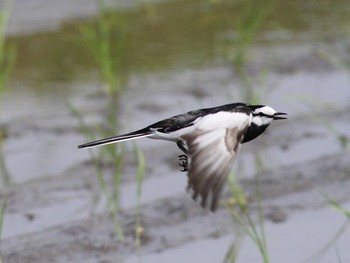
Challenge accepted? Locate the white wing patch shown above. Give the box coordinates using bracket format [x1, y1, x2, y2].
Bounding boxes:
[195, 111, 250, 131]
[182, 113, 251, 211]
[152, 125, 196, 141]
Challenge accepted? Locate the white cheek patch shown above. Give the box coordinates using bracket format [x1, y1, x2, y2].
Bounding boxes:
[252, 116, 272, 126]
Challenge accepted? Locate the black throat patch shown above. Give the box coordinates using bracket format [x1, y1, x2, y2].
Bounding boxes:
[242, 123, 269, 143]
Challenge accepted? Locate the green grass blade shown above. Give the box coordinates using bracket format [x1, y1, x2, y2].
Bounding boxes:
[226, 172, 270, 263]
[223, 231, 244, 263]
[302, 221, 349, 263]
[0, 198, 7, 239]
[134, 143, 145, 246]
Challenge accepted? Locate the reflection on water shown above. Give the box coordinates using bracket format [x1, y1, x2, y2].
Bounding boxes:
[2, 2, 350, 262]
[8, 0, 350, 87]
[1, 0, 350, 192]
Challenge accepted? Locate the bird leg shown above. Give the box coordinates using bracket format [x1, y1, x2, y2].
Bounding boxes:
[176, 140, 188, 154]
[176, 140, 188, 172]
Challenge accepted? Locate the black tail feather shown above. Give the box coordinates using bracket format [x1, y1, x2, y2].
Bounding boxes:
[77, 128, 152, 149]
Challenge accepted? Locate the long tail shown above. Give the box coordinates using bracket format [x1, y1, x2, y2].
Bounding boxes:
[77, 128, 153, 149]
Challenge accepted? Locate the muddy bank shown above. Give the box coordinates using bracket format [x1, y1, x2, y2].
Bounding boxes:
[3, 145, 350, 263]
[1, 0, 350, 262]
[1, 60, 350, 262]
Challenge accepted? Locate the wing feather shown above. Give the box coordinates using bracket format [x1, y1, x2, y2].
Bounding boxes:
[182, 123, 250, 211]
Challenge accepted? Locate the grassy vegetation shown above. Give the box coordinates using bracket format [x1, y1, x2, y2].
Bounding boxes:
[298, 94, 349, 153]
[0, 3, 13, 261]
[232, 0, 274, 70]
[315, 117, 348, 152]
[328, 199, 350, 220]
[301, 190, 350, 263]
[303, 221, 349, 263]
[317, 39, 350, 153]
[299, 45, 350, 255]
[73, 1, 133, 241]
[225, 0, 276, 103]
[0, 0, 14, 90]
[224, 169, 270, 263]
[71, 104, 125, 239]
[0, 199, 6, 263]
[134, 143, 146, 246]
[22, 0, 347, 258]
[74, 0, 279, 248]
[0, 0, 348, 262]
[221, 1, 275, 261]
[289, 74, 350, 262]
[0, 0, 15, 185]
[0, 199, 6, 237]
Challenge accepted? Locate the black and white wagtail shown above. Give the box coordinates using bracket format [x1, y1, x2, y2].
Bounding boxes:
[78, 103, 287, 211]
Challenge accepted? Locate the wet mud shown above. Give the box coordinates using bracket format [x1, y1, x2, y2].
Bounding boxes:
[1, 0, 350, 262]
[2, 58, 350, 262]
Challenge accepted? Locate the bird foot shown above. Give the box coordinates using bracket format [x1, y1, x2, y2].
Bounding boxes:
[178, 154, 188, 172]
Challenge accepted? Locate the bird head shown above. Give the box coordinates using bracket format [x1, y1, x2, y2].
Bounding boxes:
[250, 105, 287, 127]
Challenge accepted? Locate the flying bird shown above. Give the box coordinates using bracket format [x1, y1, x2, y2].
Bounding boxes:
[78, 103, 287, 211]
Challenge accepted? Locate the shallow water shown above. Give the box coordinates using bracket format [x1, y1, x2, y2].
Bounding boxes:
[1, 0, 350, 262]
[125, 201, 350, 263]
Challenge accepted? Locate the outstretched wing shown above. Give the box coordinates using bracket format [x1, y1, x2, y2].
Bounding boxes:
[182, 125, 249, 211]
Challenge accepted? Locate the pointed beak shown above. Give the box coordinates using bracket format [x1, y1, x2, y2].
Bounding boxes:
[273, 112, 288, 120]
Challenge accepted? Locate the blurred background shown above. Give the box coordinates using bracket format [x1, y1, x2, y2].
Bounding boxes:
[1, 0, 350, 262]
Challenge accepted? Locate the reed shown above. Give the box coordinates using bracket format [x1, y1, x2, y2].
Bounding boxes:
[223, 0, 275, 103]
[74, 0, 140, 241]
[301, 190, 350, 263]
[134, 143, 145, 246]
[0, 0, 14, 91]
[224, 172, 270, 263]
[0, 199, 7, 263]
[0, 0, 15, 185]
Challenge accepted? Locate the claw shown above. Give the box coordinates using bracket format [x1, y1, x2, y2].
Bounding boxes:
[178, 161, 188, 172]
[178, 154, 187, 161]
[178, 154, 188, 172]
